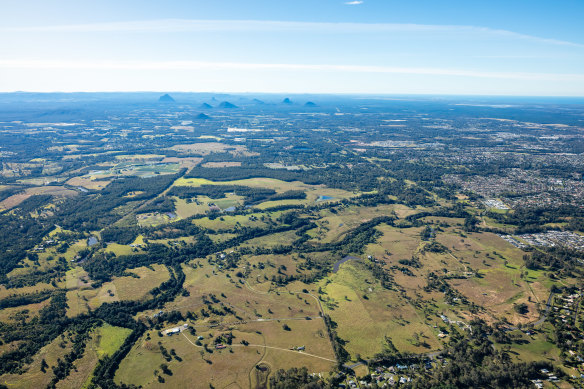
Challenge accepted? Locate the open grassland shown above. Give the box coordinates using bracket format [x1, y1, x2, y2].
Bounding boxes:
[137, 212, 176, 227]
[96, 323, 133, 357]
[65, 266, 91, 290]
[55, 323, 131, 389]
[483, 216, 516, 231]
[66, 289, 91, 317]
[234, 319, 336, 369]
[0, 193, 31, 209]
[83, 161, 181, 179]
[160, 156, 202, 166]
[173, 177, 216, 187]
[308, 204, 407, 244]
[437, 231, 545, 324]
[26, 186, 78, 197]
[254, 198, 307, 209]
[173, 196, 210, 218]
[202, 161, 242, 168]
[192, 212, 274, 231]
[113, 264, 170, 301]
[65, 176, 111, 190]
[365, 223, 423, 262]
[165, 262, 322, 324]
[70, 264, 170, 313]
[67, 281, 121, 317]
[239, 230, 300, 250]
[0, 298, 51, 324]
[0, 283, 57, 300]
[244, 254, 304, 283]
[104, 242, 139, 256]
[116, 329, 263, 388]
[320, 261, 441, 360]
[208, 232, 238, 244]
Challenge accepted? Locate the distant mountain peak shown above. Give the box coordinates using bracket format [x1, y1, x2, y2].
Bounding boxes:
[199, 103, 212, 109]
[282, 98, 292, 104]
[304, 101, 317, 107]
[195, 113, 210, 120]
[218, 101, 238, 109]
[158, 93, 175, 102]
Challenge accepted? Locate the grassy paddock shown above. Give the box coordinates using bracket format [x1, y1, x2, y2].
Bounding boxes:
[321, 261, 441, 360]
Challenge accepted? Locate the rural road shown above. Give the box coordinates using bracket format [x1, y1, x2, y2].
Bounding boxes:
[533, 292, 555, 326]
[506, 292, 554, 331]
[190, 316, 324, 329]
[177, 281, 338, 365]
[181, 332, 337, 363]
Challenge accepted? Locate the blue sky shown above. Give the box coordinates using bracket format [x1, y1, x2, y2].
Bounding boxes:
[1, 0, 583, 95]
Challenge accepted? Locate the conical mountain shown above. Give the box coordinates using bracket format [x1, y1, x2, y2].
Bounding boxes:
[159, 94, 175, 103]
[218, 101, 238, 109]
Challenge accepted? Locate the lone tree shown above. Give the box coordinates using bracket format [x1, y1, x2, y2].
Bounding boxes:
[514, 303, 529, 315]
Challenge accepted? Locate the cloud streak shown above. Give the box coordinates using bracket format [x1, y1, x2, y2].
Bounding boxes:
[345, 1, 364, 5]
[2, 19, 582, 48]
[1, 59, 582, 81]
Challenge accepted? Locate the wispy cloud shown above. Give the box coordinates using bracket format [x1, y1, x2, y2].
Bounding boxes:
[2, 19, 582, 48]
[1, 59, 582, 81]
[345, 1, 364, 5]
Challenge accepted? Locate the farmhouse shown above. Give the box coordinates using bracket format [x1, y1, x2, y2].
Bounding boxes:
[162, 323, 189, 336]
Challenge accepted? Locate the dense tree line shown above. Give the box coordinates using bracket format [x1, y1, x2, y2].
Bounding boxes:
[186, 162, 385, 192]
[6, 257, 68, 288]
[0, 212, 54, 281]
[100, 226, 141, 245]
[523, 247, 583, 277]
[55, 171, 184, 231]
[0, 291, 69, 375]
[323, 315, 350, 365]
[168, 184, 276, 204]
[269, 367, 326, 388]
[0, 290, 54, 309]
